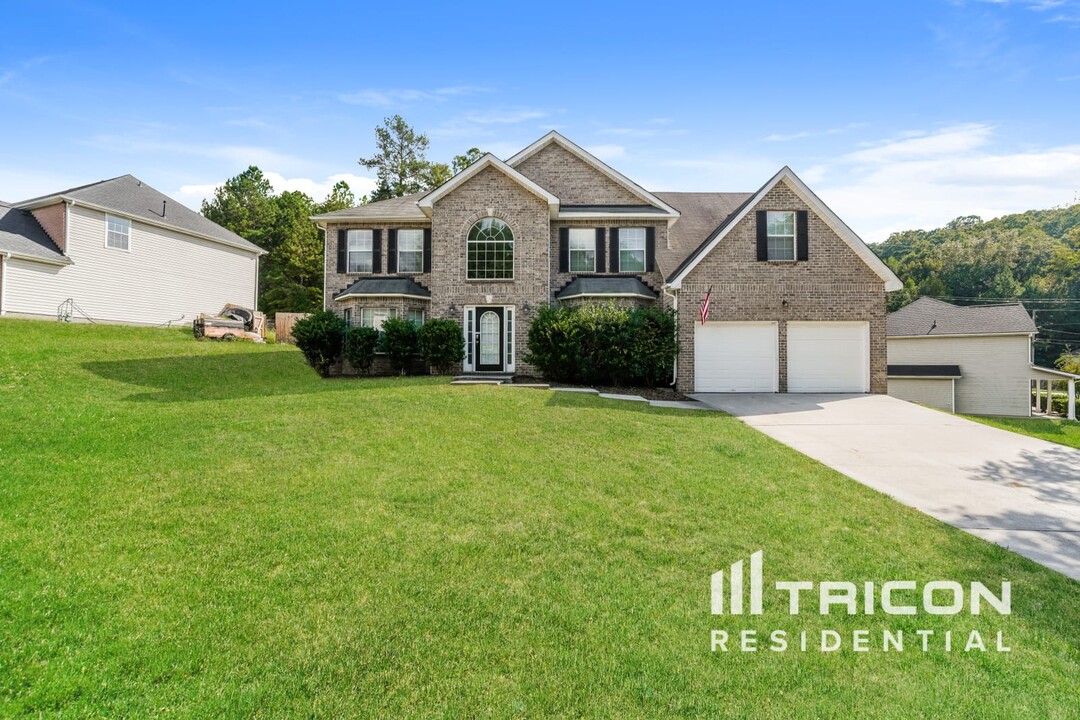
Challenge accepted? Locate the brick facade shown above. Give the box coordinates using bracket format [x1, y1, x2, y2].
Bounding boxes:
[675, 180, 888, 393]
[549, 219, 665, 300]
[515, 144, 642, 205]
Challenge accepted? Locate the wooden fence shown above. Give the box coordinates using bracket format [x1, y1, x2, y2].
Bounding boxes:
[274, 312, 310, 344]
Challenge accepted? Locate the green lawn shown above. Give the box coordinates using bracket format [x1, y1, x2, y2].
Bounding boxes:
[966, 415, 1080, 451]
[1, 319, 1078, 718]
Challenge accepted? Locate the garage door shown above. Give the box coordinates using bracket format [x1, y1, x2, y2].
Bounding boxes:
[787, 322, 869, 393]
[695, 322, 778, 392]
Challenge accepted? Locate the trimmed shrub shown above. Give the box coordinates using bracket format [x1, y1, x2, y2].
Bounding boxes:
[343, 326, 380, 375]
[418, 318, 466, 374]
[292, 309, 346, 377]
[380, 316, 419, 374]
[525, 303, 677, 386]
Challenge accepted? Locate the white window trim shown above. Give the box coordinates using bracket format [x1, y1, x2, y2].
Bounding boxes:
[766, 210, 796, 262]
[104, 214, 131, 252]
[568, 228, 596, 273]
[347, 229, 374, 274]
[466, 220, 515, 281]
[397, 229, 424, 274]
[618, 227, 646, 273]
[360, 307, 396, 331]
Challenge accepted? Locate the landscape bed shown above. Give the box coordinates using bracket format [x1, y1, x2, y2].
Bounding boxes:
[1, 319, 1078, 718]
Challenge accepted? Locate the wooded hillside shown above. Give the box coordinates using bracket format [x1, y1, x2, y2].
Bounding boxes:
[873, 202, 1080, 368]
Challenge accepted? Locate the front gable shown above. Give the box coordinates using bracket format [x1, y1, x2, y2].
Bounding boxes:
[668, 168, 902, 291]
[508, 132, 679, 216]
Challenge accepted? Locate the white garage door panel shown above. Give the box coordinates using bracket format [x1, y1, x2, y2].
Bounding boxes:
[695, 322, 778, 392]
[788, 322, 869, 393]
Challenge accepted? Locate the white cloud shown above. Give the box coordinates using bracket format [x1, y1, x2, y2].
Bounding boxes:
[808, 124, 1080, 242]
[84, 134, 310, 171]
[584, 144, 625, 161]
[762, 122, 868, 143]
[175, 172, 378, 210]
[337, 85, 491, 107]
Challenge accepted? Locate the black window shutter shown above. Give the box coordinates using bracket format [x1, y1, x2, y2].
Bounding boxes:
[423, 228, 432, 273]
[796, 210, 809, 262]
[645, 227, 656, 272]
[756, 211, 768, 261]
[387, 229, 398, 274]
[595, 228, 605, 273]
[609, 228, 619, 273]
[337, 229, 347, 273]
[372, 229, 382, 274]
[558, 227, 569, 273]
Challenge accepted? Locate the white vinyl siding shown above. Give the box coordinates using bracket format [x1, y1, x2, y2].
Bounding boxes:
[888, 378, 955, 413]
[2, 205, 258, 325]
[887, 334, 1035, 417]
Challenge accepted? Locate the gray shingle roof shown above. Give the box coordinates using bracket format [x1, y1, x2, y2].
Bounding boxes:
[17, 175, 264, 254]
[311, 193, 428, 222]
[0, 202, 70, 264]
[554, 276, 658, 300]
[334, 277, 431, 299]
[887, 297, 1037, 337]
[888, 364, 963, 378]
[652, 191, 754, 277]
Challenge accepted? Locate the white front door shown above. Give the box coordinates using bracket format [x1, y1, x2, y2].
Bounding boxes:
[694, 322, 779, 392]
[787, 321, 870, 393]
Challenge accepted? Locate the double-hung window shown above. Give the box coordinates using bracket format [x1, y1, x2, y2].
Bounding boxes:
[360, 307, 395, 331]
[405, 309, 424, 327]
[347, 230, 373, 273]
[618, 228, 646, 272]
[568, 228, 596, 272]
[398, 229, 424, 273]
[766, 211, 796, 261]
[106, 215, 130, 250]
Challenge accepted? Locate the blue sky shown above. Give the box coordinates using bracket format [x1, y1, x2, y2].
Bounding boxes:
[1, 0, 1078, 242]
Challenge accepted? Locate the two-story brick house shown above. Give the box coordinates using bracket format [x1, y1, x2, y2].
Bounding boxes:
[312, 131, 901, 391]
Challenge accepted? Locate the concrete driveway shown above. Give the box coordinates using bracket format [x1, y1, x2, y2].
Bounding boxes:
[692, 393, 1080, 581]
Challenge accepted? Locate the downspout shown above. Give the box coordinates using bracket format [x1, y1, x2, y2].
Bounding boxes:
[663, 285, 678, 387]
[0, 252, 9, 315]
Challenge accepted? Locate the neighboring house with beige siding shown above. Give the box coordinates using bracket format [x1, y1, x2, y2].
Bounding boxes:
[313, 131, 902, 390]
[0, 175, 264, 325]
[887, 297, 1077, 418]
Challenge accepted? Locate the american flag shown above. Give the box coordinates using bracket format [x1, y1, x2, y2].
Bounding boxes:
[700, 286, 712, 324]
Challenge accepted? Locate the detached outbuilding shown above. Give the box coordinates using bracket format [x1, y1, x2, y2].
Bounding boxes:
[886, 297, 1077, 419]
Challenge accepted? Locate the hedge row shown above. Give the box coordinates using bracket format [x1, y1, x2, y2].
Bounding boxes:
[292, 310, 464, 377]
[524, 304, 677, 386]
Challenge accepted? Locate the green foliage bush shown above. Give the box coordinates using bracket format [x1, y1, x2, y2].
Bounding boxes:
[418, 318, 466, 374]
[380, 316, 419, 374]
[525, 303, 677, 386]
[343, 326, 380, 375]
[291, 310, 346, 377]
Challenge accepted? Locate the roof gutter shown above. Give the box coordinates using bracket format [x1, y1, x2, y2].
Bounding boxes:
[26, 196, 266, 256]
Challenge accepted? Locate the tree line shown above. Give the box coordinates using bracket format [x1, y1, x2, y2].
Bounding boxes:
[874, 202, 1080, 367]
[200, 116, 479, 315]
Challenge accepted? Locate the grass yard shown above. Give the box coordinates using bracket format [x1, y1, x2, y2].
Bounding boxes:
[965, 415, 1080, 451]
[2, 319, 1079, 718]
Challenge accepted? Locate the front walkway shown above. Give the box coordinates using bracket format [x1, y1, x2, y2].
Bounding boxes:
[692, 393, 1080, 581]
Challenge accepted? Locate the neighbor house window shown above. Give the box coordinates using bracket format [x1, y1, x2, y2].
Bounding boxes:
[106, 215, 130, 250]
[360, 307, 395, 330]
[568, 228, 595, 272]
[398, 229, 424, 273]
[467, 218, 514, 280]
[618, 227, 646, 272]
[406, 309, 424, 327]
[347, 230, 373, 273]
[766, 211, 796, 261]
